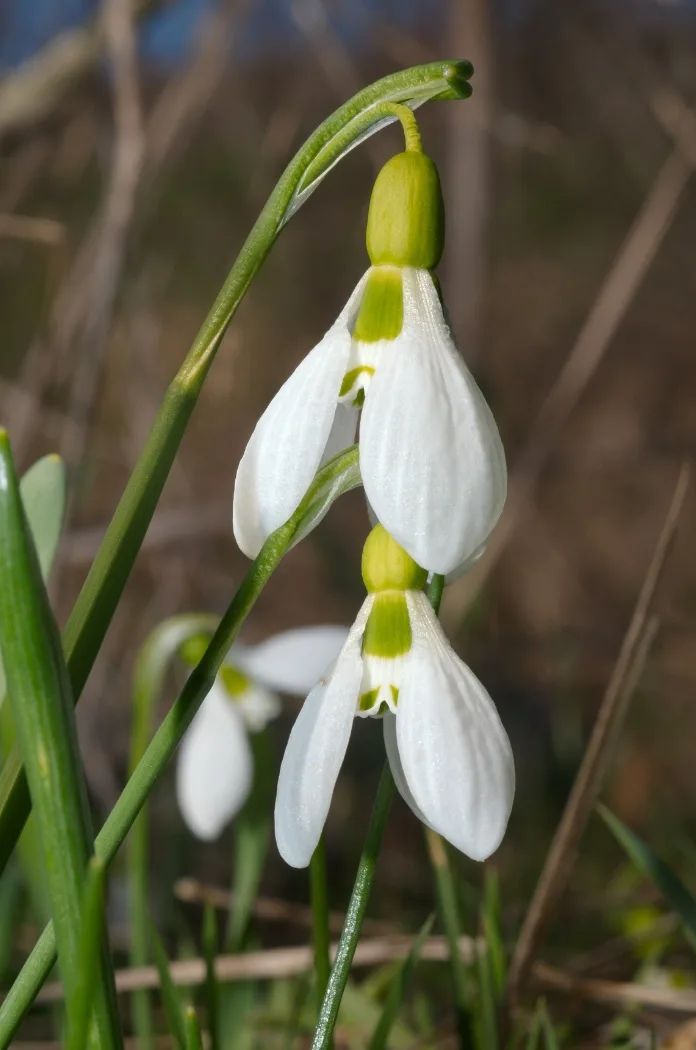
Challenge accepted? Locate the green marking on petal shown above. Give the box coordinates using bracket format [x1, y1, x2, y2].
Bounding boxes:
[353, 388, 366, 408]
[362, 591, 412, 658]
[359, 688, 380, 712]
[220, 664, 251, 697]
[390, 685, 399, 707]
[339, 366, 375, 398]
[352, 266, 403, 343]
[179, 634, 213, 667]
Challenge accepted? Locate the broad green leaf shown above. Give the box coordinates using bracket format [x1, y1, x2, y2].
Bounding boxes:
[599, 805, 696, 953]
[367, 914, 435, 1050]
[0, 454, 66, 701]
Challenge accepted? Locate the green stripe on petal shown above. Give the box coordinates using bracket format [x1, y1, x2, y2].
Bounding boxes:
[220, 665, 251, 697]
[362, 592, 412, 658]
[352, 267, 403, 343]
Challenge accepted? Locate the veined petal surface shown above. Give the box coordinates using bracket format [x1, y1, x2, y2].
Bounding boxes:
[395, 592, 515, 860]
[274, 599, 371, 868]
[233, 625, 350, 696]
[360, 267, 507, 575]
[233, 273, 368, 558]
[176, 681, 253, 841]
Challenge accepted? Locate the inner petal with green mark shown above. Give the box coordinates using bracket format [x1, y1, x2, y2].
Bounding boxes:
[220, 663, 252, 701]
[338, 265, 404, 406]
[357, 591, 411, 717]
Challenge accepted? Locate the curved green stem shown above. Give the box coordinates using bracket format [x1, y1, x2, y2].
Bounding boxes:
[311, 766, 396, 1050]
[127, 615, 218, 1050]
[0, 60, 472, 879]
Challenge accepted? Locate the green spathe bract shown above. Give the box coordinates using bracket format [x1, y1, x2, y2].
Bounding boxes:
[362, 524, 428, 593]
[366, 151, 445, 269]
[352, 266, 404, 343]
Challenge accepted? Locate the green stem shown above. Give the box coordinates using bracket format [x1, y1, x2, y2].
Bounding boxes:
[0, 60, 472, 879]
[309, 835, 331, 1007]
[127, 615, 218, 1050]
[311, 766, 395, 1050]
[0, 434, 121, 1050]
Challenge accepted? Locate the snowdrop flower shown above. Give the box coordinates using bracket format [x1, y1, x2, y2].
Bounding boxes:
[275, 526, 515, 868]
[176, 625, 348, 841]
[233, 144, 506, 576]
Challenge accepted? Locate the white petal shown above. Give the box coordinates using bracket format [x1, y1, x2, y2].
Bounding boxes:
[236, 683, 281, 732]
[360, 268, 507, 575]
[395, 593, 515, 861]
[233, 626, 350, 696]
[274, 599, 371, 868]
[321, 402, 359, 465]
[383, 711, 435, 830]
[176, 683, 253, 841]
[233, 274, 369, 559]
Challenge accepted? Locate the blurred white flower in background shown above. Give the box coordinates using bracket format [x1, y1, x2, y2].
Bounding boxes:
[176, 626, 348, 841]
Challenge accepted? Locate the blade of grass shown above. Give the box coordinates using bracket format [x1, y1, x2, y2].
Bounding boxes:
[482, 871, 506, 998]
[66, 857, 108, 1050]
[0, 60, 473, 880]
[0, 447, 358, 1047]
[0, 432, 121, 1050]
[310, 835, 331, 1008]
[367, 913, 435, 1050]
[598, 806, 696, 953]
[128, 614, 218, 1050]
[184, 1006, 204, 1050]
[203, 904, 219, 1050]
[310, 764, 396, 1050]
[150, 921, 186, 1050]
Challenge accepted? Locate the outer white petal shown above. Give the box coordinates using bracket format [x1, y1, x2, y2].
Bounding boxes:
[237, 683, 281, 732]
[233, 274, 369, 559]
[233, 626, 350, 696]
[274, 599, 371, 868]
[176, 682, 253, 841]
[383, 711, 435, 831]
[321, 402, 359, 464]
[360, 268, 507, 575]
[395, 592, 515, 861]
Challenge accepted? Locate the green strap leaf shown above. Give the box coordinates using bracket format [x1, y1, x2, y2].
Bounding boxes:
[0, 446, 359, 1047]
[598, 805, 696, 952]
[66, 857, 108, 1050]
[184, 1006, 204, 1050]
[0, 433, 120, 1050]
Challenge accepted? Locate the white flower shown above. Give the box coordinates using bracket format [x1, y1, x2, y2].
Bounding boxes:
[274, 529, 514, 868]
[233, 266, 506, 576]
[176, 625, 349, 841]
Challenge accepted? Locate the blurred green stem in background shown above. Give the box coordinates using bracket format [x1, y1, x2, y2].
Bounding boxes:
[0, 447, 360, 1047]
[127, 615, 218, 1050]
[0, 59, 473, 882]
[0, 433, 121, 1050]
[310, 835, 332, 1008]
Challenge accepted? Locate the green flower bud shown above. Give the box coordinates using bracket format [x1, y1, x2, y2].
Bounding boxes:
[361, 524, 427, 593]
[366, 151, 445, 269]
[362, 592, 411, 659]
[352, 266, 403, 343]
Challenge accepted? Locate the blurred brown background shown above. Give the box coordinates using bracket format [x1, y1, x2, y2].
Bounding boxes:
[1, 0, 695, 982]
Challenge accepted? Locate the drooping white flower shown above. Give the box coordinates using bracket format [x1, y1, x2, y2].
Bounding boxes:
[233, 147, 506, 577]
[176, 625, 349, 841]
[274, 526, 515, 868]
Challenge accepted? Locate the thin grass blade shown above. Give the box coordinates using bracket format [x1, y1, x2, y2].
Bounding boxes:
[599, 805, 696, 952]
[203, 903, 219, 1050]
[184, 1006, 204, 1050]
[66, 857, 107, 1050]
[150, 920, 187, 1050]
[367, 913, 435, 1050]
